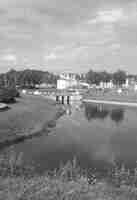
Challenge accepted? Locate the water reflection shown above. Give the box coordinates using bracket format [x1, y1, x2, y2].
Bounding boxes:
[110, 129, 137, 169]
[2, 102, 137, 177]
[84, 103, 124, 123]
[66, 107, 72, 115]
[84, 104, 109, 121]
[110, 109, 124, 123]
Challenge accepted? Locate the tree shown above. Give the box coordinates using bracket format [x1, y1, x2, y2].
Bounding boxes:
[0, 74, 5, 88]
[17, 70, 32, 88]
[31, 70, 43, 86]
[75, 74, 81, 81]
[86, 70, 102, 85]
[112, 70, 126, 86]
[100, 71, 111, 82]
[0, 87, 19, 103]
[86, 70, 95, 84]
[14, 69, 58, 88]
[6, 69, 17, 87]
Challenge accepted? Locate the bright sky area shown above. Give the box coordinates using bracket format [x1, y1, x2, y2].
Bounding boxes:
[0, 0, 137, 73]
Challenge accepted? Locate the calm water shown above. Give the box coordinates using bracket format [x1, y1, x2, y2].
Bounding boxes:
[3, 102, 137, 175]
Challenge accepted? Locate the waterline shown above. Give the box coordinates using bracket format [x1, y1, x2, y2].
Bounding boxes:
[83, 99, 137, 107]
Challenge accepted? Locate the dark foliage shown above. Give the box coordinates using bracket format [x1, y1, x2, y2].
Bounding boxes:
[86, 69, 127, 86]
[0, 69, 58, 89]
[0, 87, 20, 103]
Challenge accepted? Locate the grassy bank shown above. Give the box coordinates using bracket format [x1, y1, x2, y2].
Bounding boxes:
[84, 89, 137, 103]
[0, 94, 65, 148]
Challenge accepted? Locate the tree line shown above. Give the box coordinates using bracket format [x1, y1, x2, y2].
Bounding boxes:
[0, 68, 135, 104]
[85, 70, 135, 86]
[0, 68, 136, 89]
[0, 69, 59, 103]
[0, 69, 59, 89]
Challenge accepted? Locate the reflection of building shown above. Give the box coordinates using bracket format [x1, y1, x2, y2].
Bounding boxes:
[57, 73, 78, 90]
[84, 103, 124, 123]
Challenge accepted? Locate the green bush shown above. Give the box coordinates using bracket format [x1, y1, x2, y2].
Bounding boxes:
[8, 87, 20, 98]
[0, 87, 20, 103]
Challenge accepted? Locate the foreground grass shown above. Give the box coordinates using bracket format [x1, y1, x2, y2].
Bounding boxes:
[1, 176, 137, 200]
[0, 151, 137, 200]
[0, 94, 64, 145]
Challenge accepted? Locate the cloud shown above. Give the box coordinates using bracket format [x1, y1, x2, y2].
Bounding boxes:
[88, 8, 123, 24]
[44, 53, 57, 61]
[110, 43, 121, 50]
[0, 0, 136, 73]
[1, 54, 17, 62]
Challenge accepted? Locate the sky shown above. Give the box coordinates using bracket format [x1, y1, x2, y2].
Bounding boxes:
[0, 0, 137, 73]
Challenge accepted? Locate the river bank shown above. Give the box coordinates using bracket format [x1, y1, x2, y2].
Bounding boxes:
[83, 90, 137, 107]
[83, 99, 137, 107]
[0, 94, 65, 149]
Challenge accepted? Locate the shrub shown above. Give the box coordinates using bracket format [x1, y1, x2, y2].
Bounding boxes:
[0, 87, 20, 103]
[8, 87, 20, 98]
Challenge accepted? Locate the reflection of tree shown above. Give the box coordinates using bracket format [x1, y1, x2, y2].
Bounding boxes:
[84, 104, 109, 121]
[84, 104, 125, 123]
[110, 108, 124, 123]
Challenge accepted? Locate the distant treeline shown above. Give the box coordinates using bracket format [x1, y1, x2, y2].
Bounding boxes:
[0, 69, 59, 89]
[0, 69, 136, 89]
[85, 70, 136, 86]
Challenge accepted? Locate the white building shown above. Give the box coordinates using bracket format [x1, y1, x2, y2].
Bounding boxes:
[122, 77, 137, 90]
[57, 73, 78, 90]
[60, 73, 76, 80]
[124, 78, 129, 88]
[99, 80, 114, 89]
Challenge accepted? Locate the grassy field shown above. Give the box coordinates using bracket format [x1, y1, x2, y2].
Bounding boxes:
[0, 94, 63, 145]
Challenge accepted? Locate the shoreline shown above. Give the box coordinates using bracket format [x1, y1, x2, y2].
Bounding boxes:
[83, 98, 137, 107]
[0, 102, 65, 150]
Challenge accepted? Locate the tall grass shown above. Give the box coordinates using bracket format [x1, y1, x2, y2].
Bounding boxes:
[0, 148, 34, 177]
[0, 150, 137, 199]
[110, 163, 137, 187]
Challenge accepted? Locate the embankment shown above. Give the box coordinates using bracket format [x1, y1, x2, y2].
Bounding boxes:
[0, 94, 65, 149]
[83, 99, 137, 107]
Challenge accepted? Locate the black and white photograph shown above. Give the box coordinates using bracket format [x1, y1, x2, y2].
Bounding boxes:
[0, 0, 137, 199]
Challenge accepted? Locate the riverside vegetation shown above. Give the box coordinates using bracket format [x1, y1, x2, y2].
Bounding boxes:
[0, 150, 137, 200]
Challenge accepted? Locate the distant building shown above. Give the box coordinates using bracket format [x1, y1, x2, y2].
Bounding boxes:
[122, 77, 137, 90]
[79, 73, 86, 80]
[99, 80, 114, 89]
[57, 73, 78, 90]
[60, 73, 76, 80]
[123, 78, 129, 88]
